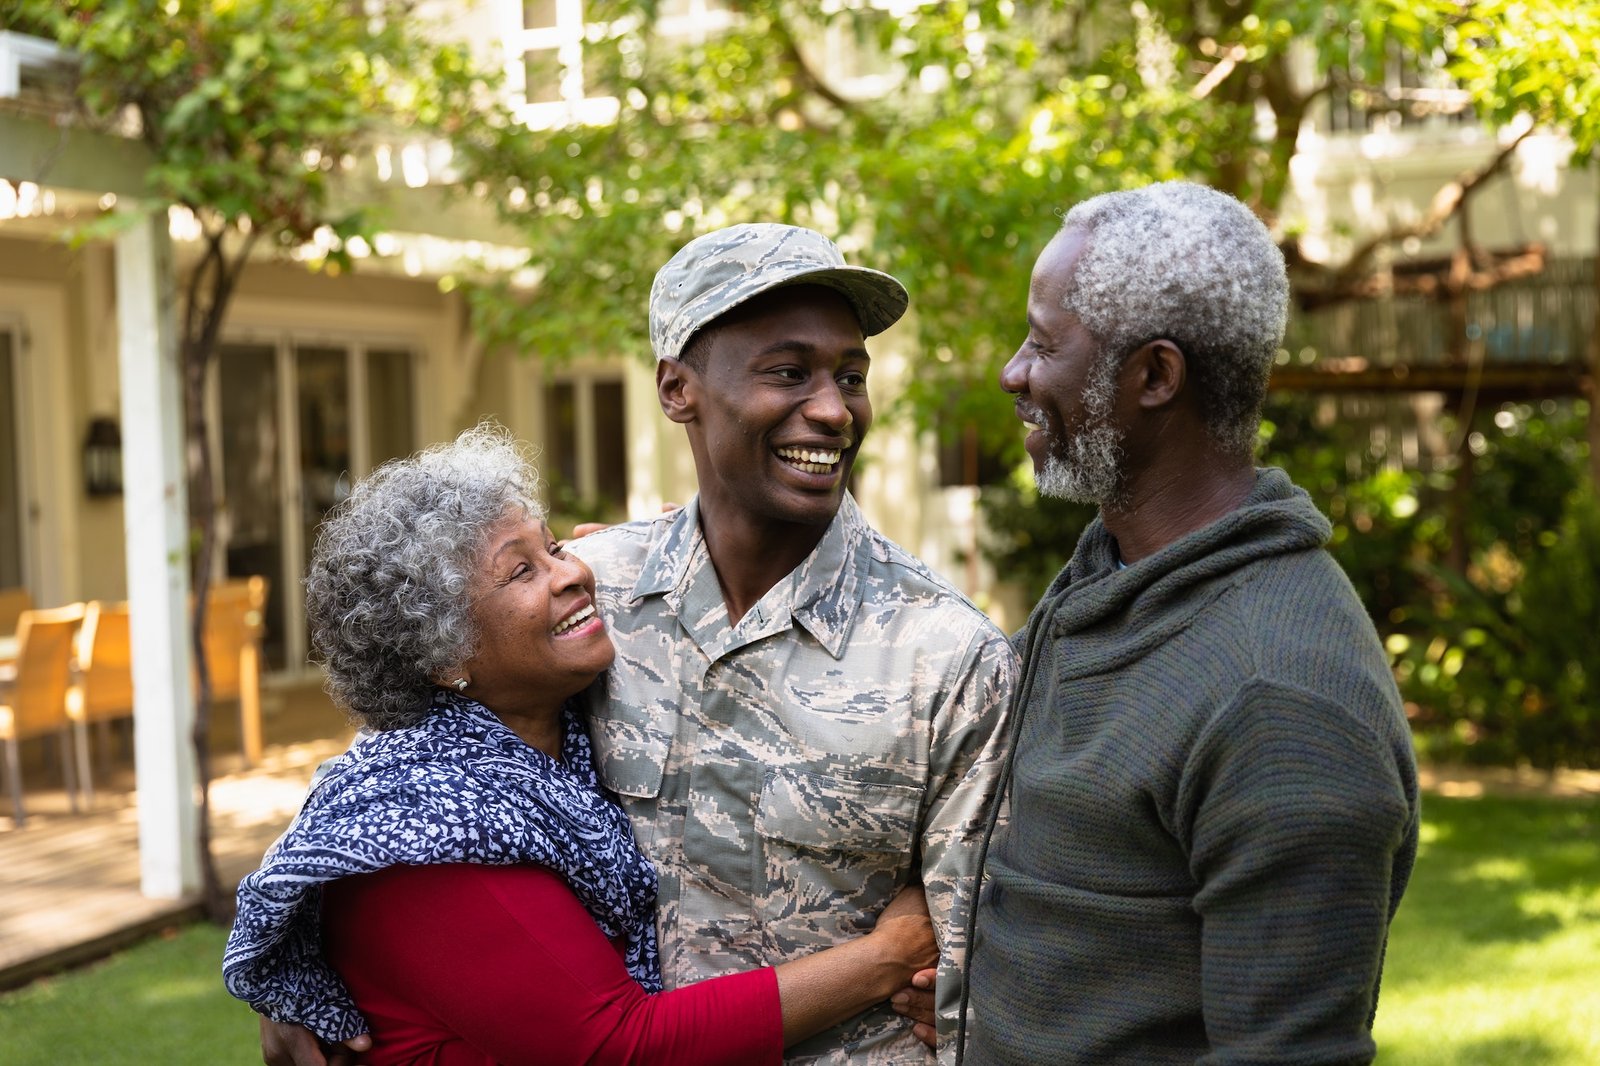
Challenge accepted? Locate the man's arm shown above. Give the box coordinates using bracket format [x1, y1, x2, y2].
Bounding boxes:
[1186, 682, 1416, 1064]
[908, 628, 1019, 1063]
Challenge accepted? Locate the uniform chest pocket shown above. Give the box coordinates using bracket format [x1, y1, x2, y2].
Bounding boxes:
[756, 768, 921, 855]
[591, 716, 670, 800]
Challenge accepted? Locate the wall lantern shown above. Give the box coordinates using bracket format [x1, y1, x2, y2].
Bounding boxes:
[83, 416, 123, 497]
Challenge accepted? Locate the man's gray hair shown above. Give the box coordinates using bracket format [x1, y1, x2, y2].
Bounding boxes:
[1061, 182, 1289, 456]
[304, 422, 544, 730]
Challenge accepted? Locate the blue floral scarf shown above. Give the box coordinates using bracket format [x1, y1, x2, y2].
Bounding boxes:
[222, 690, 661, 1042]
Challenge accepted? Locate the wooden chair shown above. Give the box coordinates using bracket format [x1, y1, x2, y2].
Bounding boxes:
[201, 576, 269, 766]
[0, 586, 31, 636]
[66, 600, 134, 806]
[65, 579, 269, 804]
[1, 604, 86, 828]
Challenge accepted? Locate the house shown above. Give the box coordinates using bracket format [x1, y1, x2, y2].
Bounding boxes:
[1, 3, 1593, 897]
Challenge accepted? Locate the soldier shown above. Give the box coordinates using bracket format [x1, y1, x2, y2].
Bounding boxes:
[261, 224, 1016, 1066]
[569, 223, 1016, 1065]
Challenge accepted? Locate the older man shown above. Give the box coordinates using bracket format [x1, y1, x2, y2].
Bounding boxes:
[959, 183, 1418, 1065]
[571, 224, 1015, 1065]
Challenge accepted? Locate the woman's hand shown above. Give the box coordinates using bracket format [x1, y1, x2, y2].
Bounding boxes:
[567, 503, 681, 542]
[868, 883, 938, 978]
[771, 879, 941, 1046]
[876, 886, 939, 1050]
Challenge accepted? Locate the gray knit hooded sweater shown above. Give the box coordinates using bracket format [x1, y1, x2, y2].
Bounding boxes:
[964, 468, 1419, 1066]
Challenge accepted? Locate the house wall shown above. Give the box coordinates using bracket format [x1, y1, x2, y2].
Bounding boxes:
[3, 119, 1591, 643]
[0, 234, 88, 607]
[0, 229, 544, 616]
[1287, 130, 1599, 265]
[74, 245, 127, 602]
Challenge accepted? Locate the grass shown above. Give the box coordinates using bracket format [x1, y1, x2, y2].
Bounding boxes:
[0, 924, 260, 1065]
[1373, 793, 1600, 1065]
[1, 793, 1595, 1064]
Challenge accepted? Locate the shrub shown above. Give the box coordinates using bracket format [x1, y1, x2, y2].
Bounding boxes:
[1400, 484, 1600, 768]
[977, 394, 1598, 768]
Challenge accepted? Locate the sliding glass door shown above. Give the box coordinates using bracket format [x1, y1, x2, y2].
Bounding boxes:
[216, 337, 416, 672]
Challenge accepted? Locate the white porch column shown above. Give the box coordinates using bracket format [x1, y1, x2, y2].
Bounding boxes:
[115, 207, 200, 900]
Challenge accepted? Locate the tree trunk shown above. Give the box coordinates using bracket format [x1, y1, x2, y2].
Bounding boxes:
[1590, 213, 1599, 487]
[1446, 240, 1479, 575]
[1448, 432, 1476, 575]
[184, 328, 227, 922]
[181, 225, 256, 924]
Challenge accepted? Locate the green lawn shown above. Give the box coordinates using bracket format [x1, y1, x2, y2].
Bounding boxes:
[2, 792, 1596, 1064]
[0, 924, 259, 1064]
[1374, 794, 1600, 1065]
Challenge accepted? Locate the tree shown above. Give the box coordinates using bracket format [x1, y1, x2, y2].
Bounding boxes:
[8, 0, 511, 920]
[455, 0, 1600, 457]
[451, 0, 1599, 765]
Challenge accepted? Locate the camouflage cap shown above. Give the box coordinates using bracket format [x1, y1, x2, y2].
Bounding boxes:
[649, 223, 909, 362]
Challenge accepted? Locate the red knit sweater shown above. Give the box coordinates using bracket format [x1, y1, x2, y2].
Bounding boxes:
[322, 863, 783, 1066]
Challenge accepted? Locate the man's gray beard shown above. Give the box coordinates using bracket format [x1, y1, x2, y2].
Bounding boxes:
[1035, 356, 1126, 505]
[1035, 421, 1124, 504]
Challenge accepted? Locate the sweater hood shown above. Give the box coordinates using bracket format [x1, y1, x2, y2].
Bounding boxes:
[1031, 467, 1331, 678]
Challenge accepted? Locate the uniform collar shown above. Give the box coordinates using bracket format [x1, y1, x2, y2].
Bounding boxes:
[629, 493, 870, 660]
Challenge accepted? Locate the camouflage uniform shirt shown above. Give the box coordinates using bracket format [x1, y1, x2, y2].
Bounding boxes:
[568, 494, 1017, 1065]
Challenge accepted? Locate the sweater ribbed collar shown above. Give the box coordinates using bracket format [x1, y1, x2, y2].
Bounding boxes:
[1024, 467, 1331, 679]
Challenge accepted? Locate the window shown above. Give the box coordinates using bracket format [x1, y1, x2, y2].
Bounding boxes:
[543, 375, 628, 515]
[366, 348, 416, 468]
[1323, 43, 1474, 134]
[216, 337, 417, 671]
[509, 0, 734, 127]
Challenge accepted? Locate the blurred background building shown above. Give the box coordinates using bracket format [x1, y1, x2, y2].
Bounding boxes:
[1, 0, 1594, 891]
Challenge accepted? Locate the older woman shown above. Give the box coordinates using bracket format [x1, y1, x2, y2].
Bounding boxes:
[223, 424, 935, 1065]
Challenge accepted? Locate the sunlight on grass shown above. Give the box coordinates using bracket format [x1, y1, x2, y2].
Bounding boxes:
[137, 973, 225, 1005]
[1, 794, 1594, 1064]
[1375, 795, 1600, 1066]
[1464, 856, 1530, 881]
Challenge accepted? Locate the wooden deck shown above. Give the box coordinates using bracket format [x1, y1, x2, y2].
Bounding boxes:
[0, 680, 355, 990]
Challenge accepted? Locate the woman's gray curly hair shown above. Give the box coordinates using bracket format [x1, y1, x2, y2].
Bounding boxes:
[1061, 181, 1290, 457]
[304, 422, 544, 730]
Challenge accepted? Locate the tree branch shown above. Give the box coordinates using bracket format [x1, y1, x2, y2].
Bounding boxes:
[195, 226, 259, 362]
[762, 6, 882, 137]
[181, 219, 224, 359]
[769, 16, 853, 114]
[1256, 54, 1322, 215]
[1321, 124, 1539, 287]
[1192, 44, 1248, 100]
